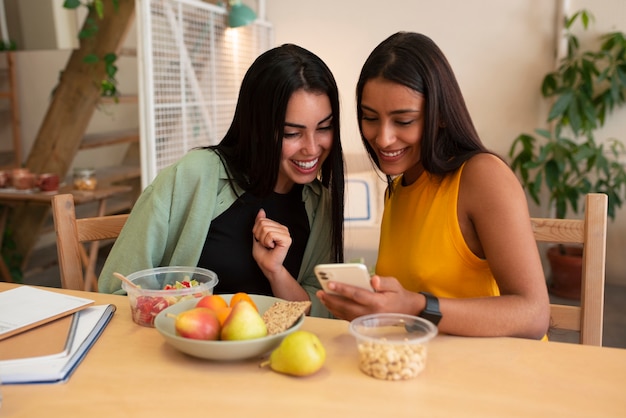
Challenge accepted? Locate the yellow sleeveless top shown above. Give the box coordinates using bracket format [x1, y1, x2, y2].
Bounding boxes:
[376, 164, 500, 298]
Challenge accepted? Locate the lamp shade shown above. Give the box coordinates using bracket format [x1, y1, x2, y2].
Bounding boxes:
[228, 2, 256, 28]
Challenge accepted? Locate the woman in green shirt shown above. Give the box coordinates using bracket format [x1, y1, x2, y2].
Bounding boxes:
[99, 44, 344, 318]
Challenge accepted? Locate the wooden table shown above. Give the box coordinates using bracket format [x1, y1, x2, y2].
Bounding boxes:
[1, 282, 625, 417]
[0, 185, 131, 287]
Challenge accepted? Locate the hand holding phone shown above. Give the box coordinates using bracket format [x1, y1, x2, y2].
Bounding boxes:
[314, 263, 374, 295]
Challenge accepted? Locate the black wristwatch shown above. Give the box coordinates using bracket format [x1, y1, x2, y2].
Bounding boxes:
[418, 292, 442, 325]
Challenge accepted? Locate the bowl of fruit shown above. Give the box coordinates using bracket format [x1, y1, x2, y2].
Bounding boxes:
[121, 266, 219, 327]
[153, 293, 309, 361]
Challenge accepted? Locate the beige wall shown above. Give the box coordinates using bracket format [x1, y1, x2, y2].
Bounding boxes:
[266, 0, 556, 156]
[265, 0, 626, 286]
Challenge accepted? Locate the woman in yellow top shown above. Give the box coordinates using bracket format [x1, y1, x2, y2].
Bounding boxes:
[317, 32, 550, 339]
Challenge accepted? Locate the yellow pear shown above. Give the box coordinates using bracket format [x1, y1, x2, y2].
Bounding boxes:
[220, 300, 267, 340]
[264, 331, 326, 376]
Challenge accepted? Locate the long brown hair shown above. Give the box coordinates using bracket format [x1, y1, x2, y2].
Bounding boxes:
[356, 32, 490, 190]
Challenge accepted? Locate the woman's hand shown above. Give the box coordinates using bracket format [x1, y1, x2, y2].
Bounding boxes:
[252, 208, 292, 279]
[316, 275, 424, 321]
[251, 209, 310, 303]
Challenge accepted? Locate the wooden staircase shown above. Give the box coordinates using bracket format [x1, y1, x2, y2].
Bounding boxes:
[3, 1, 138, 279]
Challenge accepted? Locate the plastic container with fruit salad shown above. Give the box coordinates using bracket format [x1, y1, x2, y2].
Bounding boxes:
[121, 266, 219, 327]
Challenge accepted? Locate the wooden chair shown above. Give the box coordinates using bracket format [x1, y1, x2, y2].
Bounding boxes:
[51, 193, 129, 292]
[531, 193, 608, 346]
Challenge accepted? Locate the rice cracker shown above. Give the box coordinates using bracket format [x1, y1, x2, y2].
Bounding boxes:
[262, 301, 311, 335]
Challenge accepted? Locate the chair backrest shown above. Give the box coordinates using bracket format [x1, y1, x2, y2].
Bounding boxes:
[531, 193, 608, 346]
[51, 193, 129, 291]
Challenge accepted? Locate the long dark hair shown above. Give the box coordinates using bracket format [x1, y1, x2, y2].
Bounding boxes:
[209, 43, 344, 261]
[356, 32, 489, 187]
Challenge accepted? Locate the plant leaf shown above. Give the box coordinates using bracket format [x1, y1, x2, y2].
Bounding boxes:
[548, 91, 573, 122]
[94, 0, 105, 19]
[83, 54, 99, 64]
[63, 0, 81, 9]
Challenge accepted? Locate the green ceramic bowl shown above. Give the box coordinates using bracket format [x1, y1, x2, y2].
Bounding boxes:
[154, 294, 304, 361]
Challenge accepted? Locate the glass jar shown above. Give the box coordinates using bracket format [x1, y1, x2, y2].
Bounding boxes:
[73, 168, 97, 191]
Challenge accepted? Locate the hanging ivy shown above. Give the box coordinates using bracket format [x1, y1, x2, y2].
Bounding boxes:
[63, 0, 120, 100]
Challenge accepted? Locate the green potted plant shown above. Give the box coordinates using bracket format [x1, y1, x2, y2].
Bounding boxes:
[508, 9, 626, 299]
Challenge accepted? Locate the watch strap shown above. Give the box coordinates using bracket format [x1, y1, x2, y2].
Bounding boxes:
[419, 291, 442, 325]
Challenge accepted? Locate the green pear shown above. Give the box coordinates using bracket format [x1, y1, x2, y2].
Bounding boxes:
[265, 331, 326, 376]
[167, 307, 220, 340]
[220, 300, 268, 340]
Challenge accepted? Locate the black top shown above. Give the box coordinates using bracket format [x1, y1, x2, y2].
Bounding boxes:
[197, 184, 310, 295]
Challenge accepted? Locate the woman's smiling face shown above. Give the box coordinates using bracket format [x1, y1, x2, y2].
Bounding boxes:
[275, 89, 333, 194]
[360, 77, 426, 185]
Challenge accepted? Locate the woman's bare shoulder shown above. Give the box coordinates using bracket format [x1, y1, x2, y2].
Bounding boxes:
[464, 152, 509, 170]
[462, 153, 518, 185]
[460, 153, 526, 209]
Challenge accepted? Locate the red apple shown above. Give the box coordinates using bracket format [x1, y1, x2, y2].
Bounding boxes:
[170, 307, 221, 340]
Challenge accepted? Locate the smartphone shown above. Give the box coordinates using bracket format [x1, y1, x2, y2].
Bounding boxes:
[314, 263, 374, 295]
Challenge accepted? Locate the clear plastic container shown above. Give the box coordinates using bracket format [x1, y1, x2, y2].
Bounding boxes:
[121, 266, 219, 327]
[349, 313, 438, 380]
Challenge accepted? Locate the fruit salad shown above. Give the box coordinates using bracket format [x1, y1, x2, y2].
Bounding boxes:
[163, 279, 199, 290]
[129, 279, 209, 327]
[122, 267, 218, 327]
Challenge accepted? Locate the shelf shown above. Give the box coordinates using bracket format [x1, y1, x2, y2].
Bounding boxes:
[119, 47, 137, 57]
[80, 128, 139, 150]
[95, 165, 141, 185]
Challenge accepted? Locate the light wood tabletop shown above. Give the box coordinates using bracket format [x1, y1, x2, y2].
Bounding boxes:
[1, 282, 625, 418]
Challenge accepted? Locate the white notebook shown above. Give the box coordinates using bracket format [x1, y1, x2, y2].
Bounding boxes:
[0, 286, 94, 340]
[0, 304, 116, 384]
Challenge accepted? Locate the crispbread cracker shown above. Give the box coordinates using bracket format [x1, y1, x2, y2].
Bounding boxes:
[262, 301, 311, 335]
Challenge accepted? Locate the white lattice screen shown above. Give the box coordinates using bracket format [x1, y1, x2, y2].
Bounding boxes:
[137, 0, 273, 187]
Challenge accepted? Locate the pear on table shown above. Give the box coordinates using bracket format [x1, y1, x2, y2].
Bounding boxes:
[261, 330, 326, 376]
[220, 300, 268, 341]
